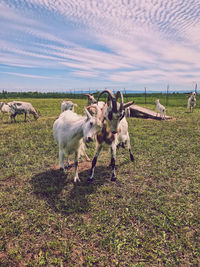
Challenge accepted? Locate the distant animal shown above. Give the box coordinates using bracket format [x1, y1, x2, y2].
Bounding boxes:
[84, 93, 105, 110]
[61, 100, 77, 113]
[88, 90, 134, 182]
[125, 107, 131, 117]
[53, 107, 103, 182]
[0, 102, 12, 121]
[155, 99, 166, 119]
[9, 101, 39, 122]
[187, 92, 196, 112]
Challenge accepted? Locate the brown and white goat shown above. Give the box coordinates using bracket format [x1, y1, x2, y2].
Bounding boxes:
[88, 90, 134, 182]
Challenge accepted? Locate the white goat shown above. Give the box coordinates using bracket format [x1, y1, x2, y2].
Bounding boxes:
[116, 117, 133, 158]
[88, 90, 134, 182]
[187, 92, 196, 112]
[53, 108, 102, 182]
[61, 99, 90, 162]
[61, 100, 77, 113]
[125, 107, 131, 117]
[155, 99, 166, 119]
[9, 101, 39, 122]
[0, 102, 12, 120]
[84, 93, 105, 110]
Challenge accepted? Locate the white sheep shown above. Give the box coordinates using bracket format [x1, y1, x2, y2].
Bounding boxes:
[187, 92, 196, 112]
[61, 100, 77, 113]
[53, 108, 102, 182]
[9, 101, 39, 122]
[155, 99, 166, 119]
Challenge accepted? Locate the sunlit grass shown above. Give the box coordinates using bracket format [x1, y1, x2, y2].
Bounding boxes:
[0, 97, 199, 266]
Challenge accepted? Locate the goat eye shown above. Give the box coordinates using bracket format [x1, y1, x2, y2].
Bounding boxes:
[90, 122, 93, 126]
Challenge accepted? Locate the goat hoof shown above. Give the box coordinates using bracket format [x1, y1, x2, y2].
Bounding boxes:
[74, 178, 81, 184]
[130, 154, 134, 162]
[60, 167, 64, 171]
[111, 176, 117, 181]
[87, 177, 94, 183]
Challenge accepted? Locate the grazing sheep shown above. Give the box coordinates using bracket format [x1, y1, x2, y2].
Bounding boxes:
[61, 100, 77, 113]
[187, 92, 196, 112]
[155, 99, 166, 119]
[88, 90, 134, 182]
[9, 101, 39, 122]
[53, 108, 103, 182]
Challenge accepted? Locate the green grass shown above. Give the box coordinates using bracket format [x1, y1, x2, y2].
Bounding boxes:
[0, 97, 199, 266]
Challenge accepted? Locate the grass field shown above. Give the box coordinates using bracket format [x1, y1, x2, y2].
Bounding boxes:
[0, 96, 199, 266]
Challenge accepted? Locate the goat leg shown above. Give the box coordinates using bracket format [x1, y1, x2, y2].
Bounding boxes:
[64, 158, 69, 170]
[110, 144, 117, 181]
[88, 144, 102, 182]
[74, 152, 80, 183]
[126, 134, 134, 162]
[59, 148, 65, 171]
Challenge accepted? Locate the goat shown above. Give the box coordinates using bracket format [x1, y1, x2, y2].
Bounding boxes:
[0, 102, 12, 121]
[84, 93, 105, 110]
[88, 90, 134, 182]
[53, 107, 103, 183]
[9, 101, 39, 122]
[155, 99, 166, 119]
[61, 100, 77, 113]
[61, 100, 90, 162]
[125, 107, 131, 117]
[187, 92, 196, 112]
[116, 116, 133, 157]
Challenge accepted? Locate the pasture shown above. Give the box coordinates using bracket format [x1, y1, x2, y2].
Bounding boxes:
[0, 96, 199, 266]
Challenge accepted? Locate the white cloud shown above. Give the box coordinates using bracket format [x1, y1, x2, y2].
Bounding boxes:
[1, 0, 200, 91]
[0, 71, 58, 79]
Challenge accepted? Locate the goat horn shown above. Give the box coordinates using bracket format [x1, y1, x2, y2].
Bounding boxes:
[97, 89, 117, 112]
[123, 101, 134, 109]
[116, 91, 124, 111]
[84, 93, 92, 98]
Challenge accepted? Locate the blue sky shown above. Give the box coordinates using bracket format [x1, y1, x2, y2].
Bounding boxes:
[1, 0, 200, 92]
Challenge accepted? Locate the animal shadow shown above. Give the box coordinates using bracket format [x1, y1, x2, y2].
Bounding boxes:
[30, 165, 109, 215]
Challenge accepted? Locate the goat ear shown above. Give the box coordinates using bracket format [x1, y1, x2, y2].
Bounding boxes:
[84, 107, 92, 120]
[123, 101, 134, 109]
